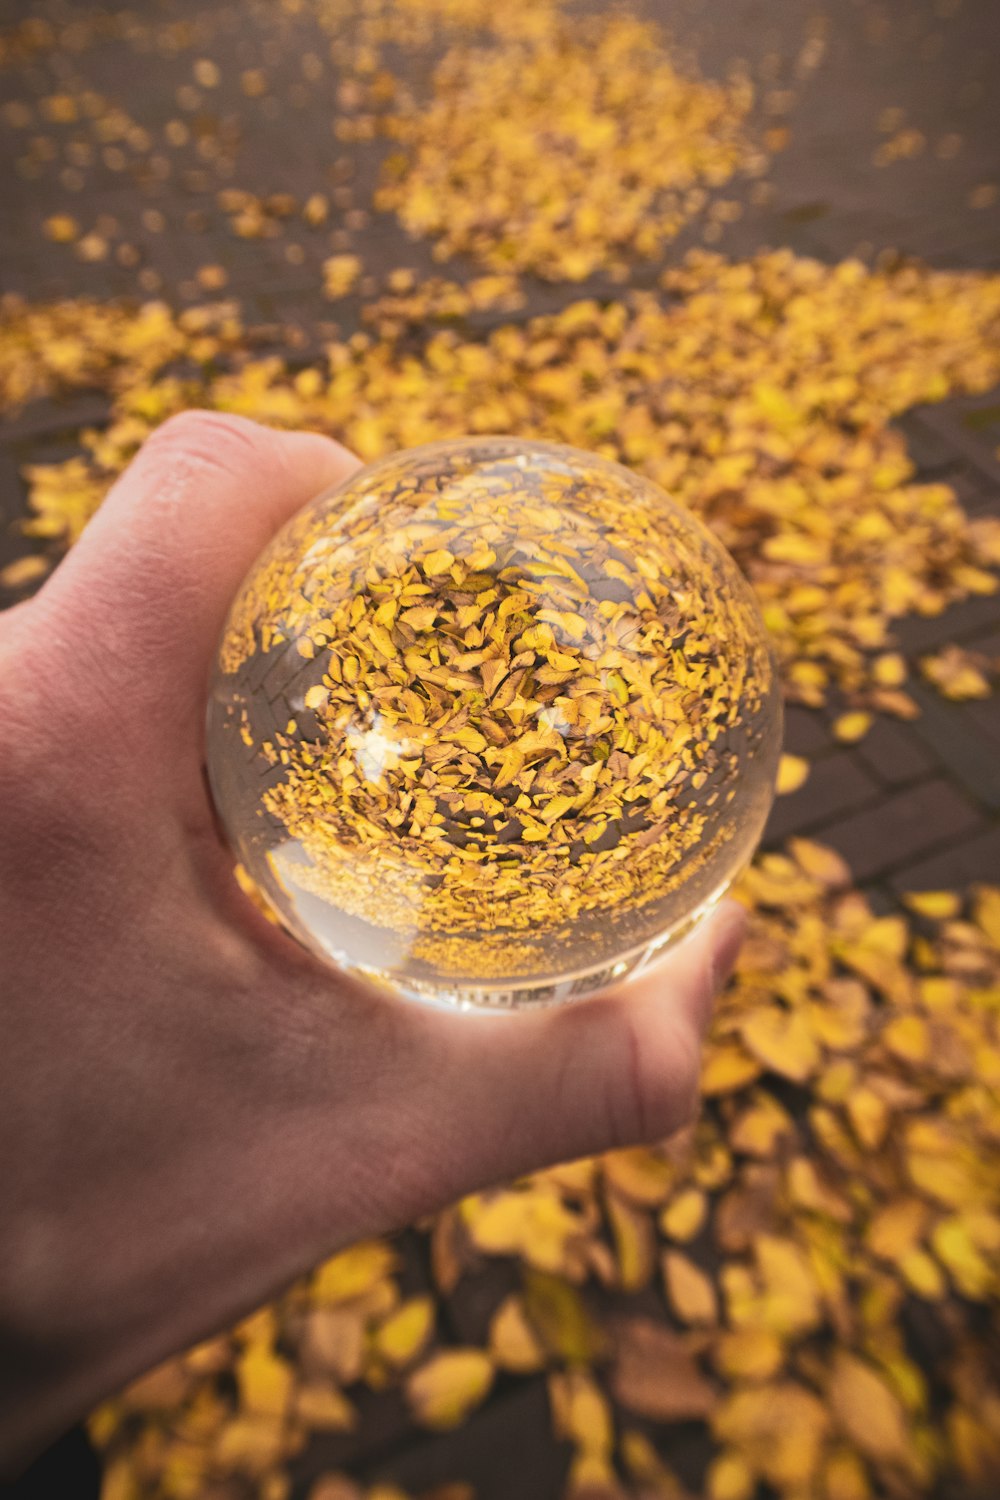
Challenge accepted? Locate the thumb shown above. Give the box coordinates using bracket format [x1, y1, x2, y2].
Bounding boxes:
[40, 411, 360, 741]
[428, 899, 747, 1193]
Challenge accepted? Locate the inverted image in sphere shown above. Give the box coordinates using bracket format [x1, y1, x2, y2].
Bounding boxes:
[207, 437, 781, 1008]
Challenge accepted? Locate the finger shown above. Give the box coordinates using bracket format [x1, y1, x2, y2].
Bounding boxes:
[426, 899, 748, 1194]
[40, 411, 360, 738]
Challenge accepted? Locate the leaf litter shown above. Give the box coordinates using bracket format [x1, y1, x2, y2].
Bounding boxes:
[2, 0, 1000, 1495]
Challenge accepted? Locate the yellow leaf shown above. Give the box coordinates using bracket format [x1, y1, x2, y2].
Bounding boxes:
[762, 532, 828, 565]
[973, 885, 1000, 946]
[312, 1241, 397, 1304]
[787, 1158, 853, 1221]
[741, 1005, 821, 1082]
[374, 1296, 435, 1368]
[903, 890, 961, 919]
[789, 838, 852, 888]
[921, 645, 992, 700]
[906, 1151, 981, 1208]
[714, 1382, 829, 1488]
[522, 1268, 606, 1364]
[751, 1236, 823, 1337]
[462, 1187, 584, 1272]
[607, 1191, 656, 1292]
[662, 1250, 718, 1325]
[602, 1146, 675, 1205]
[214, 1416, 289, 1472]
[550, 1369, 613, 1455]
[828, 1351, 912, 1464]
[776, 753, 810, 795]
[304, 684, 329, 711]
[235, 1347, 294, 1419]
[866, 1198, 929, 1262]
[873, 652, 907, 687]
[832, 711, 873, 743]
[295, 1382, 357, 1431]
[882, 1013, 930, 1065]
[706, 1451, 755, 1500]
[422, 547, 455, 575]
[899, 1248, 947, 1300]
[323, 253, 361, 297]
[488, 1295, 546, 1373]
[948, 1404, 1000, 1482]
[822, 1447, 872, 1500]
[846, 1086, 890, 1150]
[659, 1187, 708, 1243]
[405, 1350, 494, 1429]
[931, 1218, 995, 1299]
[701, 1042, 762, 1096]
[730, 1093, 794, 1157]
[713, 1327, 784, 1382]
[0, 554, 49, 589]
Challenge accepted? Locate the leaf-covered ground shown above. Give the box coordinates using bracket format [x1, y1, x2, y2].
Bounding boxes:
[2, 1, 999, 1496]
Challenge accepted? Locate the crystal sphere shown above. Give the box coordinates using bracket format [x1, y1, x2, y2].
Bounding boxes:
[207, 437, 781, 1008]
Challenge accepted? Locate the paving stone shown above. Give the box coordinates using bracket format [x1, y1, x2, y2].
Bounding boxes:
[292, 1379, 570, 1500]
[946, 469, 1000, 518]
[890, 821, 1000, 893]
[442, 1261, 519, 1348]
[0, 395, 111, 446]
[965, 626, 1000, 657]
[0, 447, 29, 574]
[764, 751, 881, 846]
[961, 693, 1000, 754]
[916, 396, 1000, 487]
[904, 681, 1000, 810]
[815, 778, 983, 883]
[781, 704, 832, 757]
[854, 717, 939, 788]
[894, 409, 964, 475]
[861, 884, 899, 917]
[286, 1384, 417, 1483]
[893, 591, 1000, 653]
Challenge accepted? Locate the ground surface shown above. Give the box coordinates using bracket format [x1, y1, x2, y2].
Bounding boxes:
[2, 0, 1000, 1496]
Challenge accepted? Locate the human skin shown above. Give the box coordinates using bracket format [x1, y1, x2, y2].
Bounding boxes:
[0, 412, 746, 1473]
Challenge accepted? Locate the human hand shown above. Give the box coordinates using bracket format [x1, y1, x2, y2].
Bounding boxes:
[0, 412, 745, 1471]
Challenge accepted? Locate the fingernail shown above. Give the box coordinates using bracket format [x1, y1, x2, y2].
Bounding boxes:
[709, 901, 747, 991]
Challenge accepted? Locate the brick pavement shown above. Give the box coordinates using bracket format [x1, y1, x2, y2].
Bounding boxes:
[1, 0, 999, 1493]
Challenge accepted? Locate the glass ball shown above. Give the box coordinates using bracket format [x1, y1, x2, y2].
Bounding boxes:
[207, 437, 781, 1009]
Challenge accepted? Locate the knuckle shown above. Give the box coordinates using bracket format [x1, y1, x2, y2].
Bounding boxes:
[141, 409, 274, 480]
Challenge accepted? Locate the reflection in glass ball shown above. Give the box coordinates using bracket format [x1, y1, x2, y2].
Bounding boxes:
[207, 438, 781, 1009]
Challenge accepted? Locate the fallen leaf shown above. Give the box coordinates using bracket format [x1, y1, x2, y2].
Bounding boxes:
[828, 1351, 913, 1465]
[406, 1350, 494, 1429]
[610, 1317, 717, 1420]
[662, 1250, 718, 1325]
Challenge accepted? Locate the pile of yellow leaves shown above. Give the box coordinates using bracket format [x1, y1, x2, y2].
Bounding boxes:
[89, 852, 1000, 1500]
[375, 14, 761, 280]
[4, 249, 1000, 709]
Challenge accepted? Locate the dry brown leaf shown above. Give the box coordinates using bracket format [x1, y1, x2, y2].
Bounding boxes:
[610, 1317, 717, 1421]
